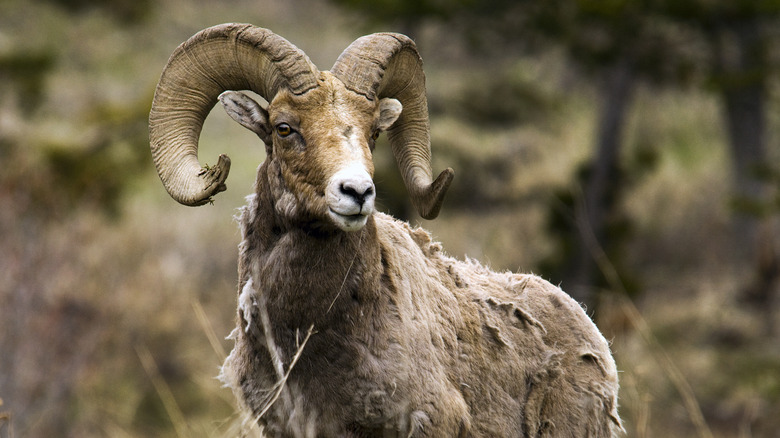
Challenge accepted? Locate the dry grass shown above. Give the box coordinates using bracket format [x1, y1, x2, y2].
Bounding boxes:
[1, 0, 779, 437]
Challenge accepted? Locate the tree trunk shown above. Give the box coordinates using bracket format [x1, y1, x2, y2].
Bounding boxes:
[715, 22, 777, 324]
[568, 58, 636, 310]
[717, 23, 768, 256]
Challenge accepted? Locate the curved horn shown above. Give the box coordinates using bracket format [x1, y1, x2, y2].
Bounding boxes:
[331, 33, 454, 220]
[149, 23, 320, 206]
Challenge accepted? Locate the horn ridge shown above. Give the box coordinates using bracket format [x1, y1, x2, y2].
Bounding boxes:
[149, 23, 319, 206]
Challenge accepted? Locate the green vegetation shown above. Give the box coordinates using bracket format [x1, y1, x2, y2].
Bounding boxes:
[0, 0, 778, 436]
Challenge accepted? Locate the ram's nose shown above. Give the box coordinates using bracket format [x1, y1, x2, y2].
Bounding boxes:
[327, 165, 376, 231]
[339, 179, 375, 209]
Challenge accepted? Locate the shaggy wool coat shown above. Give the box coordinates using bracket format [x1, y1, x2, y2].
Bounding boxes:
[220, 161, 622, 437]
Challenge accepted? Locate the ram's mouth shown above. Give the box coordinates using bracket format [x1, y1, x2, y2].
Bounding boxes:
[329, 208, 369, 220]
[328, 208, 370, 232]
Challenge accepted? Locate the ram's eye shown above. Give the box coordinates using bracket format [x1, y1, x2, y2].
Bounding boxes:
[276, 123, 293, 137]
[371, 131, 380, 141]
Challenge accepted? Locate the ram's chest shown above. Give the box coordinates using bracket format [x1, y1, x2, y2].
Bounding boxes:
[239, 237, 401, 363]
[234, 261, 450, 431]
[234, 282, 417, 430]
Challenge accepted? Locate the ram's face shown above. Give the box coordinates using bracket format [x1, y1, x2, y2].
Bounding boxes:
[220, 73, 402, 232]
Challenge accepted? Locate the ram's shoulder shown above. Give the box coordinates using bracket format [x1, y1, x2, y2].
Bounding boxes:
[373, 212, 443, 256]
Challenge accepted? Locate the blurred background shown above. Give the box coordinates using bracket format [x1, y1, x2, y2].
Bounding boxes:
[1, 0, 779, 436]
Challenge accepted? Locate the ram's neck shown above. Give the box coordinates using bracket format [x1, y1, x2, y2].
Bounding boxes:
[238, 164, 384, 331]
[268, 223, 379, 318]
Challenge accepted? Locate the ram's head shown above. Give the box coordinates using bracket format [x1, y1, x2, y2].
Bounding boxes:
[149, 24, 453, 231]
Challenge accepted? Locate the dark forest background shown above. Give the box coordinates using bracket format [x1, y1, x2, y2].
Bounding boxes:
[1, 0, 779, 436]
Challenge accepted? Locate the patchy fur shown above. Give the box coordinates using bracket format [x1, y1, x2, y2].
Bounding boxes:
[221, 181, 623, 437]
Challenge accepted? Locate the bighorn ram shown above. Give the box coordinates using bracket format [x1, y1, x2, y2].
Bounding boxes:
[150, 23, 622, 437]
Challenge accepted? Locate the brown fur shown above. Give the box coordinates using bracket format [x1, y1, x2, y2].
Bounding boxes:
[217, 76, 622, 437]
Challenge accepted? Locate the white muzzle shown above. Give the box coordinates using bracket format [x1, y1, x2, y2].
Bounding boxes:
[326, 163, 375, 232]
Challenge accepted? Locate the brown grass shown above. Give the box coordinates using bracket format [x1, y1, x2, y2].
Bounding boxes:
[1, 0, 778, 437]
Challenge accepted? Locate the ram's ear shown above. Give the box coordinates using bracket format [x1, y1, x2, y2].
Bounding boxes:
[377, 98, 402, 131]
[219, 91, 272, 147]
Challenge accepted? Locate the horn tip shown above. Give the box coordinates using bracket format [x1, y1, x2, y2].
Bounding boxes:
[417, 167, 454, 220]
[177, 154, 231, 207]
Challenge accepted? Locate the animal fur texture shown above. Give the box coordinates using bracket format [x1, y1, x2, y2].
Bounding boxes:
[218, 171, 623, 437]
